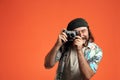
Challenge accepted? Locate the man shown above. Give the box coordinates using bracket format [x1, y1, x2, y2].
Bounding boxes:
[44, 18, 103, 80]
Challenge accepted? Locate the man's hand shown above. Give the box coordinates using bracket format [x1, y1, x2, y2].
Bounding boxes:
[56, 29, 68, 47]
[73, 36, 85, 51]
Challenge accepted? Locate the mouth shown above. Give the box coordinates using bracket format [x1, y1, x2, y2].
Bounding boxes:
[82, 37, 87, 40]
[82, 37, 88, 44]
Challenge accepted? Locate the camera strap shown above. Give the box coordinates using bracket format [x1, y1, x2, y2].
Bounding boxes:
[57, 47, 69, 80]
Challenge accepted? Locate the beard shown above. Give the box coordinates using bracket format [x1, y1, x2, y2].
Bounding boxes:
[82, 36, 89, 47]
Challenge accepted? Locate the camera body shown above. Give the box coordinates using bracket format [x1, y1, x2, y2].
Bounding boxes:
[63, 30, 79, 41]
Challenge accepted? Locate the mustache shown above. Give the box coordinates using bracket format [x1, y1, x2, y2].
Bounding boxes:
[82, 37, 89, 47]
[81, 37, 87, 40]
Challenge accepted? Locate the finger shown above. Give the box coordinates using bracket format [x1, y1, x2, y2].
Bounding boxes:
[60, 35, 68, 42]
[74, 39, 83, 46]
[75, 36, 82, 39]
[61, 35, 68, 42]
[61, 32, 68, 38]
[73, 40, 80, 46]
[75, 36, 83, 40]
[61, 37, 67, 43]
[60, 33, 67, 40]
[74, 39, 81, 43]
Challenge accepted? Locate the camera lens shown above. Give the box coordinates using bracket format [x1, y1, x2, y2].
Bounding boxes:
[70, 33, 75, 38]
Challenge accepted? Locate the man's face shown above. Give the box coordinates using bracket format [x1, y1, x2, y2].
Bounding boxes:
[74, 27, 89, 43]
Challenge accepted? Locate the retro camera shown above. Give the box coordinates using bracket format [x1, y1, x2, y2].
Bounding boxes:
[63, 30, 79, 41]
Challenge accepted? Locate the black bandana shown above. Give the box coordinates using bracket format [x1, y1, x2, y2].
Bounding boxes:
[67, 18, 89, 30]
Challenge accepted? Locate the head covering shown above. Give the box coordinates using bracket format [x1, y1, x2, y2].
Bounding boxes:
[67, 18, 89, 30]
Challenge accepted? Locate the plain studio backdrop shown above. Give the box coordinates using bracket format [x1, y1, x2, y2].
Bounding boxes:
[0, 0, 120, 80]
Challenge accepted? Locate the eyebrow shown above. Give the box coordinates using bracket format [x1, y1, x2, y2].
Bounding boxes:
[81, 29, 86, 31]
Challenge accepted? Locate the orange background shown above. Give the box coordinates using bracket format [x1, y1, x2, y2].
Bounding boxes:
[0, 0, 120, 80]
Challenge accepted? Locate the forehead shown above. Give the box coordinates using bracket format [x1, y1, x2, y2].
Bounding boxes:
[74, 27, 88, 31]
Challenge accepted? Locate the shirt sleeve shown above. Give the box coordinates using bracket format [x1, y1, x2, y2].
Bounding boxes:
[88, 47, 103, 73]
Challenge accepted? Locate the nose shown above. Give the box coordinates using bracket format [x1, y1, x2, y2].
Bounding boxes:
[79, 31, 84, 37]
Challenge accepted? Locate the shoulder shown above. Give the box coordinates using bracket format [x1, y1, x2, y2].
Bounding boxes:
[87, 42, 103, 56]
[88, 42, 102, 51]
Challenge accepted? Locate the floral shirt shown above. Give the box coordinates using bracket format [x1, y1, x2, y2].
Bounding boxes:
[55, 42, 103, 80]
